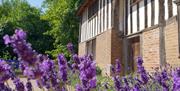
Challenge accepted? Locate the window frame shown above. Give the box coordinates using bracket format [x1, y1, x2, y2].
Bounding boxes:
[86, 38, 96, 59]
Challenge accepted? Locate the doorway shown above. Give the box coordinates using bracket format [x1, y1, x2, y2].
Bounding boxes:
[128, 36, 140, 72]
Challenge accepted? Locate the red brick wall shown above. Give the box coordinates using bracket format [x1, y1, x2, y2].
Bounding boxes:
[96, 30, 112, 75]
[142, 17, 180, 71]
[142, 28, 160, 72]
[78, 42, 86, 56]
[165, 17, 180, 67]
[78, 29, 123, 75]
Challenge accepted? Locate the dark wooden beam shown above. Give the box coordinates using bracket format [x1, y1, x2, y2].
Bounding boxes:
[130, 5, 133, 34]
[137, 2, 140, 31]
[168, 0, 173, 18]
[144, 0, 148, 28]
[99, 0, 102, 33]
[125, 0, 128, 35]
[151, 0, 155, 26]
[123, 37, 128, 74]
[112, 0, 120, 30]
[111, 0, 115, 28]
[159, 0, 166, 66]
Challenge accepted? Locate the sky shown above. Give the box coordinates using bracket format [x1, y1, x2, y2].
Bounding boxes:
[27, 0, 44, 8]
[0, 0, 44, 8]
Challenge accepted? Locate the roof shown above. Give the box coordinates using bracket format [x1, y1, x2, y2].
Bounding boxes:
[76, 0, 96, 16]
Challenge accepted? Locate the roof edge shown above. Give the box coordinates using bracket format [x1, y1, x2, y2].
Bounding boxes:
[76, 0, 96, 16]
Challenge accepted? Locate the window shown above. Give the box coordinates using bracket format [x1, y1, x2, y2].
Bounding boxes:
[86, 39, 96, 59]
[88, 0, 99, 19]
[128, 36, 140, 72]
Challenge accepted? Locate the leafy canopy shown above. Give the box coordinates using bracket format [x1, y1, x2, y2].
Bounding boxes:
[0, 0, 53, 59]
[42, 0, 81, 58]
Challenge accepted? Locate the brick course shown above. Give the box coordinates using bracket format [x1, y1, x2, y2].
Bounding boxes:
[142, 28, 160, 72]
[96, 30, 112, 75]
[165, 17, 180, 67]
[78, 42, 86, 56]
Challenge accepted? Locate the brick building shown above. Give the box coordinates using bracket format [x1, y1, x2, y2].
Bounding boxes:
[77, 0, 180, 75]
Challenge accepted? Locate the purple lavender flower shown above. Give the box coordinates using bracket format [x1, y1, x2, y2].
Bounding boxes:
[136, 57, 149, 84]
[133, 83, 141, 91]
[23, 67, 35, 79]
[111, 66, 116, 74]
[3, 30, 70, 90]
[123, 77, 130, 90]
[13, 78, 25, 91]
[41, 59, 55, 73]
[0, 83, 12, 91]
[71, 54, 80, 70]
[15, 29, 27, 40]
[76, 84, 83, 91]
[19, 62, 25, 71]
[113, 76, 121, 90]
[137, 57, 143, 67]
[161, 70, 168, 81]
[115, 59, 121, 75]
[77, 55, 96, 90]
[26, 79, 32, 91]
[73, 54, 80, 64]
[173, 68, 180, 91]
[3, 29, 38, 66]
[0, 60, 12, 83]
[23, 66, 43, 79]
[154, 70, 169, 91]
[111, 59, 121, 76]
[58, 54, 68, 82]
[3, 35, 11, 45]
[67, 43, 74, 54]
[89, 77, 96, 88]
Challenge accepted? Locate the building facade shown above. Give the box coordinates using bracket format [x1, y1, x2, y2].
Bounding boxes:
[77, 0, 180, 75]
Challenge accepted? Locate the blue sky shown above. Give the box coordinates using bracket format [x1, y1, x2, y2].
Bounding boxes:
[27, 0, 44, 8]
[0, 0, 44, 8]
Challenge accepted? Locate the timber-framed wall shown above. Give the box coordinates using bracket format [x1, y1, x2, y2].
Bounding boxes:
[78, 0, 180, 75]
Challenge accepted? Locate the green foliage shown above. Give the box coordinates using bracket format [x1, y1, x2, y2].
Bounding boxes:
[0, 0, 54, 59]
[96, 66, 102, 75]
[42, 0, 80, 58]
[0, 0, 81, 59]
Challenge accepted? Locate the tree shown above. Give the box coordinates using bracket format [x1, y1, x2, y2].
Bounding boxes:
[0, 0, 54, 59]
[42, 0, 81, 58]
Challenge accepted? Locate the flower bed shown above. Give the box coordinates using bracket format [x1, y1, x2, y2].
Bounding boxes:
[0, 29, 180, 91]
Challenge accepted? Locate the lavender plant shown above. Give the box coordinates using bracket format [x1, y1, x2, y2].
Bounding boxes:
[2, 29, 180, 91]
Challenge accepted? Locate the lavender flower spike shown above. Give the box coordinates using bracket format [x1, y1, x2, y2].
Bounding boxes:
[173, 68, 180, 91]
[3, 35, 11, 45]
[15, 29, 27, 40]
[67, 43, 74, 54]
[136, 57, 149, 84]
[58, 54, 68, 82]
[115, 59, 121, 75]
